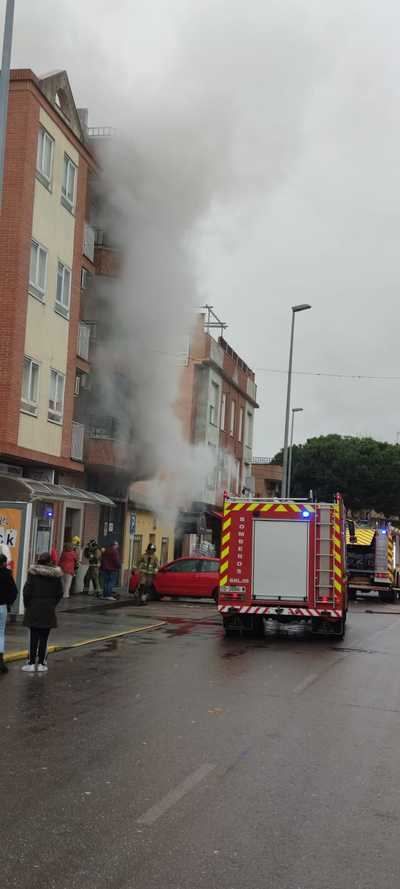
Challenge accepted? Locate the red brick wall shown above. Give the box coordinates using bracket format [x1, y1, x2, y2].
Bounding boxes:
[82, 504, 100, 550]
[0, 84, 38, 446]
[94, 246, 121, 277]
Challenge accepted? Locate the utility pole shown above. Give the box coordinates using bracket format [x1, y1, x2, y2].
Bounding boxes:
[281, 304, 311, 497]
[0, 0, 15, 210]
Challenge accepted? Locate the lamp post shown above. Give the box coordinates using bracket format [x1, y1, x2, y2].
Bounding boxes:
[0, 0, 15, 210]
[287, 407, 303, 498]
[281, 304, 311, 498]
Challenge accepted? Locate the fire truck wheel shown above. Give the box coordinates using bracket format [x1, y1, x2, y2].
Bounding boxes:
[252, 616, 265, 639]
[223, 617, 239, 637]
[379, 590, 396, 603]
[335, 618, 346, 640]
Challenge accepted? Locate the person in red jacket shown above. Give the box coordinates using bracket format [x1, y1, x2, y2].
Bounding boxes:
[100, 542, 121, 600]
[59, 543, 78, 598]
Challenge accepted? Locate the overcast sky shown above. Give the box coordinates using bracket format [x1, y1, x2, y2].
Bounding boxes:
[10, 0, 400, 456]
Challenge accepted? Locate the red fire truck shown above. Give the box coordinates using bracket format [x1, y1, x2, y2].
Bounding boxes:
[218, 495, 347, 638]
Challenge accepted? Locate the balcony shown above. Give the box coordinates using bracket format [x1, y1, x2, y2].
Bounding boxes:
[83, 223, 95, 262]
[71, 422, 85, 462]
[77, 322, 91, 361]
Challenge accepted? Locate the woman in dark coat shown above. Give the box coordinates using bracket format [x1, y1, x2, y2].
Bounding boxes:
[0, 553, 18, 674]
[22, 552, 63, 673]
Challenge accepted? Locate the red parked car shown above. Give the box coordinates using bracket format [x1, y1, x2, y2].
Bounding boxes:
[129, 556, 220, 601]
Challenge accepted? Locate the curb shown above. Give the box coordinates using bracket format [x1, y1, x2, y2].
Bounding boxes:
[4, 621, 166, 664]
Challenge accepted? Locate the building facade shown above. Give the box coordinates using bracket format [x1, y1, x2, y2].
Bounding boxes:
[252, 459, 283, 498]
[176, 309, 258, 553]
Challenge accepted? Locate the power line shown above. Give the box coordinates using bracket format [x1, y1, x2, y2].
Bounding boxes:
[255, 368, 400, 382]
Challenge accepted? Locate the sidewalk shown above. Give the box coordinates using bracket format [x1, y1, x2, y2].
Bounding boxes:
[4, 593, 165, 663]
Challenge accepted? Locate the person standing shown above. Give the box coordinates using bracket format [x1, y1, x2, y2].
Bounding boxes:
[100, 542, 121, 600]
[0, 553, 18, 674]
[22, 552, 63, 672]
[59, 543, 78, 598]
[136, 544, 159, 605]
[83, 539, 102, 596]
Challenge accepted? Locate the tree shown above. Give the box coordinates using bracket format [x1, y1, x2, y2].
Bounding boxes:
[271, 435, 400, 516]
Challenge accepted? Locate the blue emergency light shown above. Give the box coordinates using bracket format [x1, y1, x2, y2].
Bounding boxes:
[302, 510, 310, 518]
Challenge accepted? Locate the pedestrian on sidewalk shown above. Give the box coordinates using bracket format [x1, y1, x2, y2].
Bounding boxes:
[22, 552, 63, 673]
[59, 543, 78, 598]
[0, 554, 18, 674]
[83, 539, 102, 596]
[100, 541, 121, 600]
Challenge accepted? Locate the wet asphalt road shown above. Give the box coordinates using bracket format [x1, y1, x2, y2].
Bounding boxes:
[3, 600, 400, 889]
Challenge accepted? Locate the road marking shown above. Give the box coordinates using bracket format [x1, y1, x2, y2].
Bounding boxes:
[293, 673, 319, 694]
[137, 763, 215, 826]
[4, 623, 166, 663]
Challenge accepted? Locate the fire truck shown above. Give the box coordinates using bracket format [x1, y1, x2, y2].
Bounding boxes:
[218, 495, 347, 638]
[347, 520, 400, 602]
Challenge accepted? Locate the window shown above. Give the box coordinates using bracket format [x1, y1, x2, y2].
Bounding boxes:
[209, 381, 219, 425]
[48, 370, 65, 423]
[29, 240, 48, 299]
[230, 400, 236, 436]
[36, 127, 54, 185]
[166, 559, 198, 573]
[246, 411, 254, 447]
[160, 537, 169, 565]
[238, 406, 244, 442]
[21, 357, 39, 415]
[200, 560, 219, 573]
[56, 261, 71, 317]
[132, 534, 143, 567]
[220, 393, 226, 430]
[62, 154, 77, 210]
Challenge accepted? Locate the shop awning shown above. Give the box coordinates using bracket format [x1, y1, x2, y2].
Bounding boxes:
[0, 476, 115, 506]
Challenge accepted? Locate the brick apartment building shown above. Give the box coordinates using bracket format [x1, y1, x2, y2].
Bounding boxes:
[0, 69, 124, 584]
[176, 308, 258, 552]
[252, 459, 283, 498]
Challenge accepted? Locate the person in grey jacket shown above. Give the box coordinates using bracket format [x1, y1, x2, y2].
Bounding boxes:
[0, 554, 18, 674]
[22, 552, 63, 673]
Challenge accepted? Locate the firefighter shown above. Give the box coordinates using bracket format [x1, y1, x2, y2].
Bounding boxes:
[83, 539, 102, 596]
[136, 544, 159, 605]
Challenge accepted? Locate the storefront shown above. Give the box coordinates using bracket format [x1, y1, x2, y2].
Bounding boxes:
[0, 475, 115, 612]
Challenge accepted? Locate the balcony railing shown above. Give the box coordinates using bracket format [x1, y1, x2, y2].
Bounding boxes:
[83, 223, 95, 262]
[71, 422, 85, 461]
[77, 322, 91, 361]
[252, 457, 273, 464]
[87, 126, 114, 138]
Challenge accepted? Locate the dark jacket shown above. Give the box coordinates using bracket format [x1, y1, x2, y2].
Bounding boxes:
[23, 565, 63, 629]
[0, 566, 18, 607]
[101, 547, 121, 572]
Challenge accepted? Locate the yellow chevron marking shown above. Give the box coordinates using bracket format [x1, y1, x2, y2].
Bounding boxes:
[261, 504, 273, 512]
[220, 575, 228, 587]
[246, 502, 259, 511]
[233, 502, 245, 511]
[222, 533, 231, 546]
[221, 546, 230, 561]
[303, 505, 315, 513]
[288, 503, 301, 512]
[335, 523, 341, 535]
[222, 518, 232, 532]
[334, 564, 342, 578]
[224, 502, 232, 514]
[275, 505, 287, 513]
[334, 579, 342, 593]
[220, 561, 229, 574]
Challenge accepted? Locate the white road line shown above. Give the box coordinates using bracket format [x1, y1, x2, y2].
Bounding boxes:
[137, 763, 215, 826]
[293, 673, 319, 694]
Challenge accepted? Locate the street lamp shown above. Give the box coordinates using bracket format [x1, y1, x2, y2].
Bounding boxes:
[287, 407, 303, 498]
[281, 304, 311, 498]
